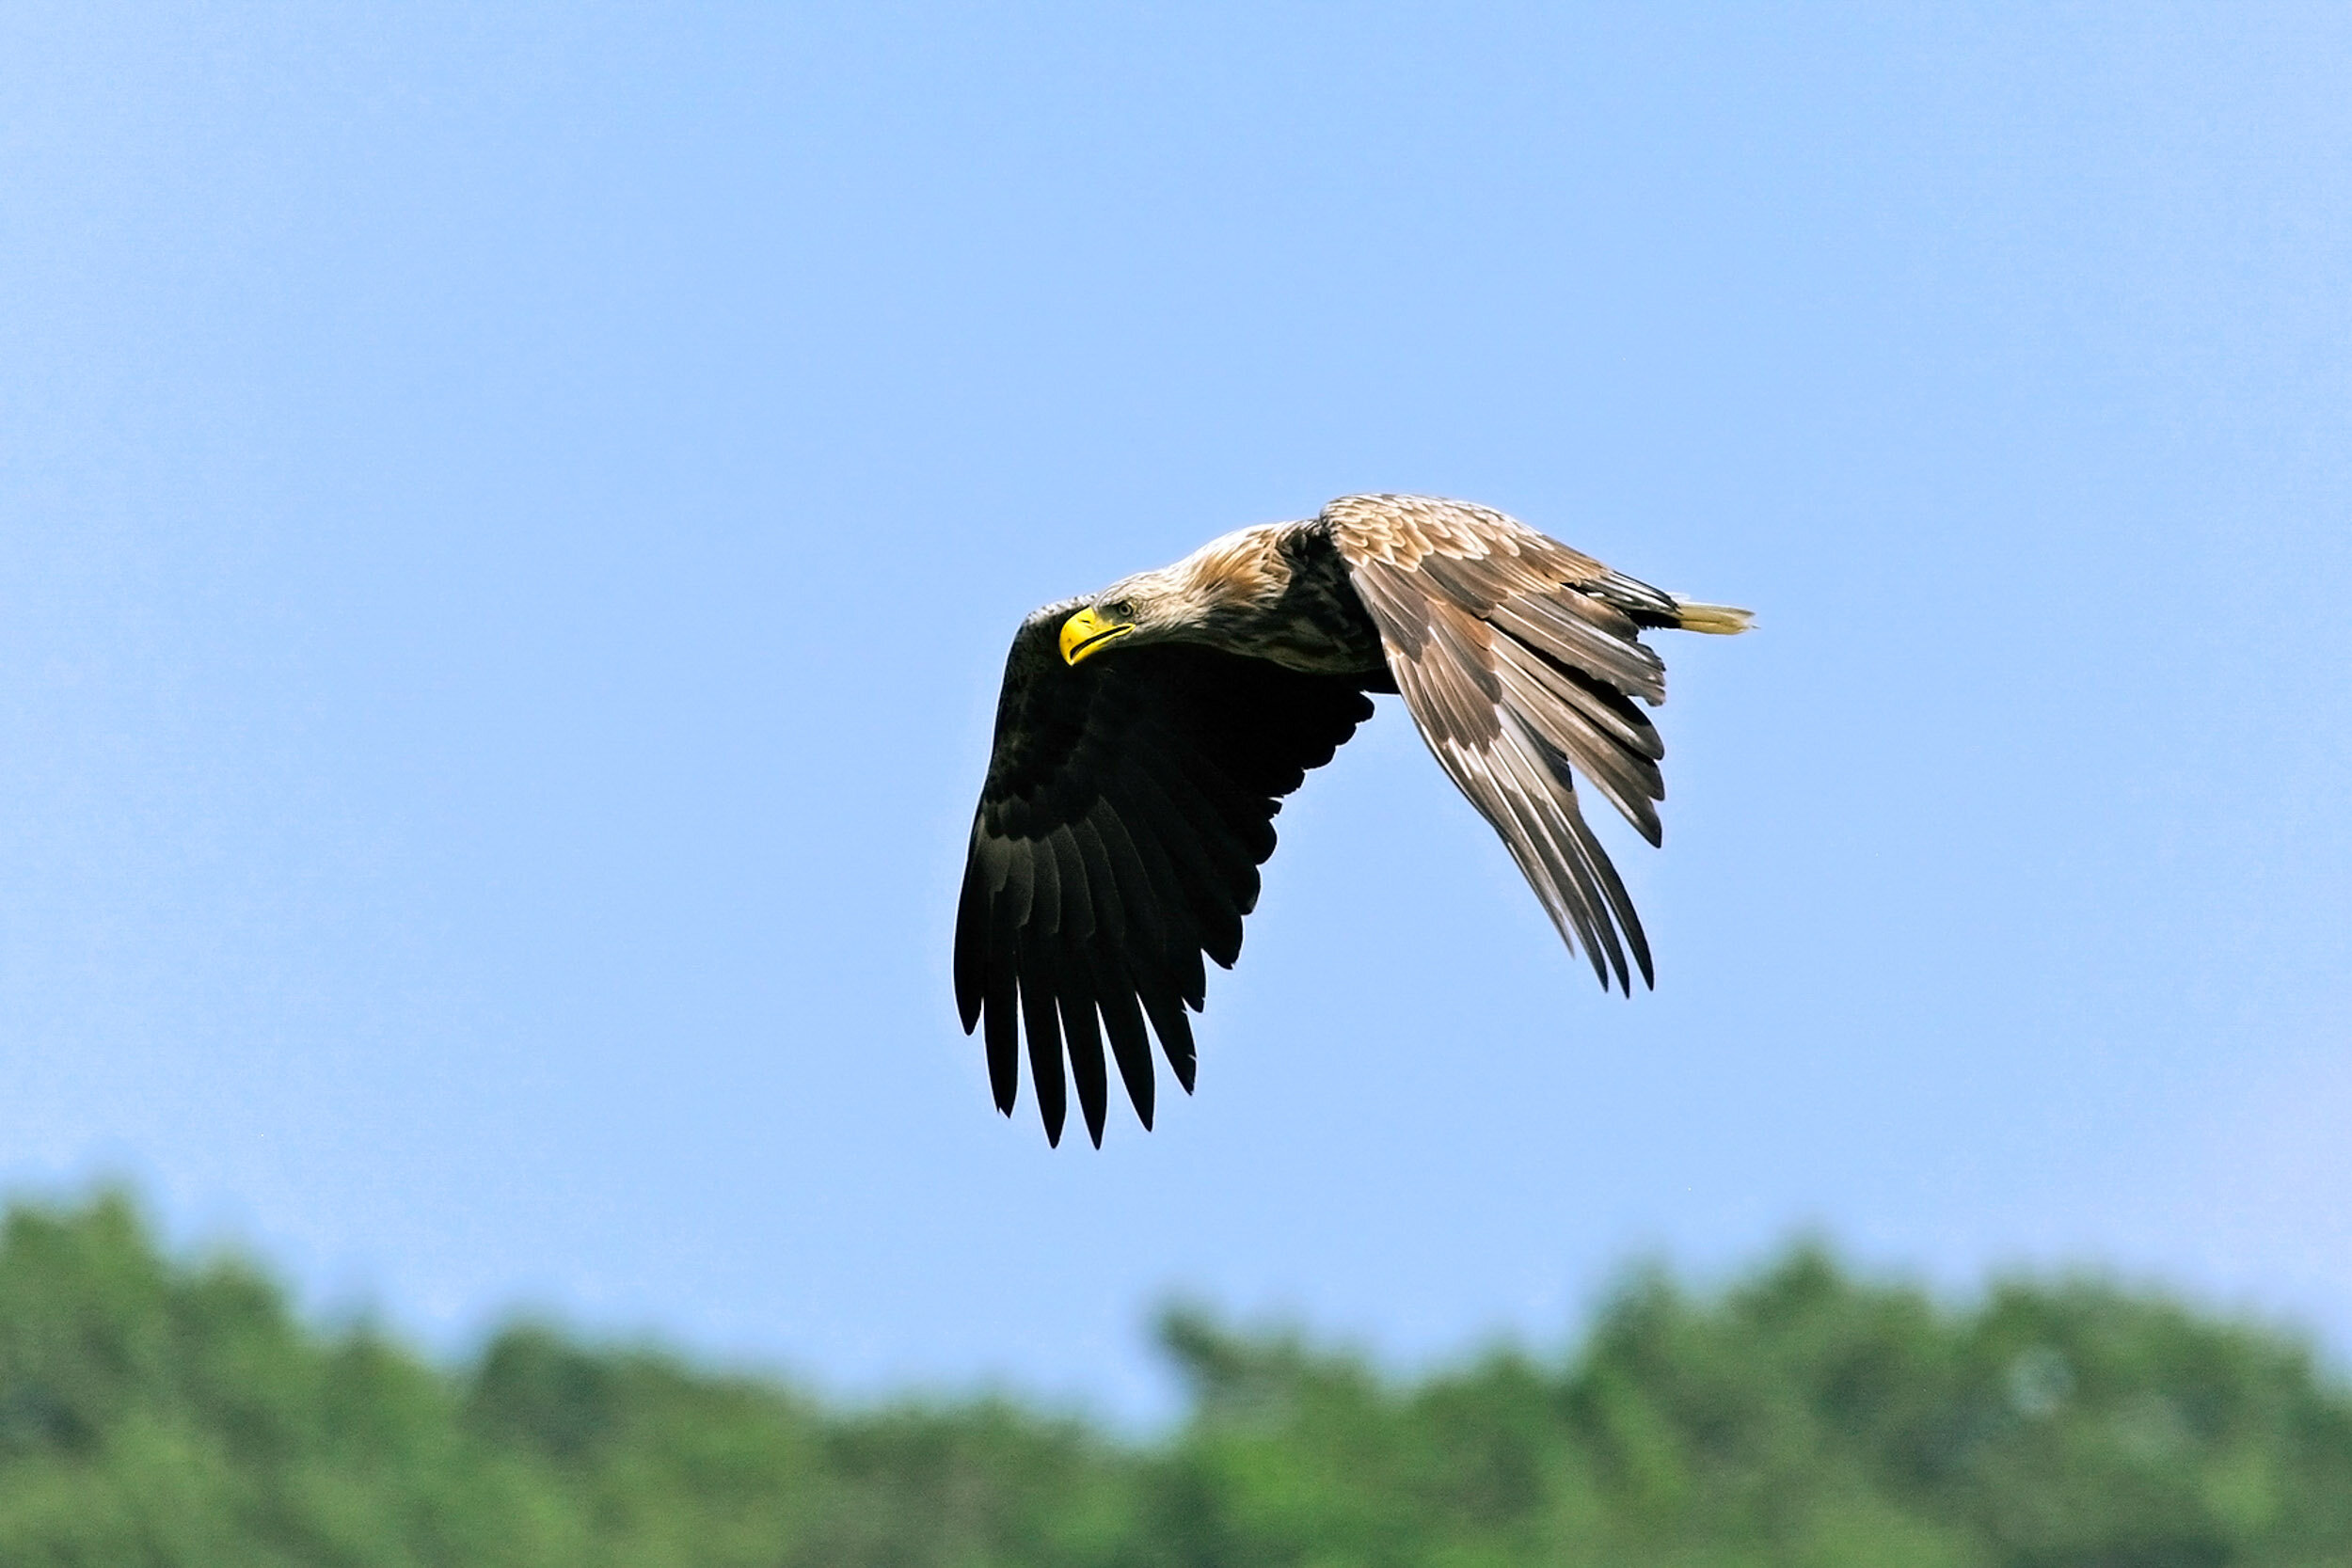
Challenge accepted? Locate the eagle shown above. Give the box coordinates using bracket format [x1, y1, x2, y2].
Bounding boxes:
[955, 494, 1749, 1146]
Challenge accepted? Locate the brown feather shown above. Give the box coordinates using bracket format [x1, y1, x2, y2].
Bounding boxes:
[1324, 494, 1720, 988]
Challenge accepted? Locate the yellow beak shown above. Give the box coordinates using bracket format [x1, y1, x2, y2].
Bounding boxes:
[1059, 607, 1136, 665]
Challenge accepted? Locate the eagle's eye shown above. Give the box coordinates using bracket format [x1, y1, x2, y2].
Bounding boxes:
[1100, 597, 1136, 621]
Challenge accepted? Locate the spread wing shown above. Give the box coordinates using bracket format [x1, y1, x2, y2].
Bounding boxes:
[1327, 495, 1687, 994]
[955, 606, 1376, 1146]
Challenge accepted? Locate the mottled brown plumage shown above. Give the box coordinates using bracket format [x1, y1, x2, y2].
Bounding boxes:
[956, 494, 1749, 1145]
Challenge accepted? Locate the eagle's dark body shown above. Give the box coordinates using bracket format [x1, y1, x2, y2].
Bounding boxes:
[957, 495, 1748, 1146]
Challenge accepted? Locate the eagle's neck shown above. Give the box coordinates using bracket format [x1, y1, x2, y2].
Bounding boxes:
[1165, 519, 1386, 675]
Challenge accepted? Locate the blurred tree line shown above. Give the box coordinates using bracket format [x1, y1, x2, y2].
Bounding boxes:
[1, 1190, 2348, 1566]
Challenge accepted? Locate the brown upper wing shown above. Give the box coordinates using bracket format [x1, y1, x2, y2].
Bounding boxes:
[955, 604, 1377, 1146]
[1327, 494, 1685, 992]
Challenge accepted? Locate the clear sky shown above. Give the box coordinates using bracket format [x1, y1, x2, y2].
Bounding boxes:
[4, 2, 2348, 1418]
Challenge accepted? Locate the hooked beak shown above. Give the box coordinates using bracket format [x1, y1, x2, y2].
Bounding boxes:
[1059, 607, 1136, 665]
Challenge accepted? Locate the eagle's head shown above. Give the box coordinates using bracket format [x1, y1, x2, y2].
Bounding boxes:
[1058, 527, 1290, 666]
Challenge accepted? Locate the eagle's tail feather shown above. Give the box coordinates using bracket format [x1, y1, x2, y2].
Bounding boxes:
[1672, 599, 1753, 635]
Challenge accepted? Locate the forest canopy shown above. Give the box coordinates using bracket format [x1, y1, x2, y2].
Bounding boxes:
[0, 1189, 2346, 1566]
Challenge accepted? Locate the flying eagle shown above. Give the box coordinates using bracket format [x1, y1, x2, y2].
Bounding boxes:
[956, 494, 1749, 1146]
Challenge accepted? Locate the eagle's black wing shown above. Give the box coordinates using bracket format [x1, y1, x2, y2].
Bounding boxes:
[955, 606, 1376, 1146]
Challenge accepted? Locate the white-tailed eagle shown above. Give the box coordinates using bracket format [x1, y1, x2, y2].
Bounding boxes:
[956, 495, 1749, 1145]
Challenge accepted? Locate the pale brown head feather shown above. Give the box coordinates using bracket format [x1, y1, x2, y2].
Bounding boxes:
[1084, 522, 1298, 652]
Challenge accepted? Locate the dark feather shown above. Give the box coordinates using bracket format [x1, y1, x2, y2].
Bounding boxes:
[956, 612, 1375, 1141]
[1017, 937, 1067, 1146]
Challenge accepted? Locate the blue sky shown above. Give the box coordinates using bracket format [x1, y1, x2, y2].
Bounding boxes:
[4, 2, 2348, 1417]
